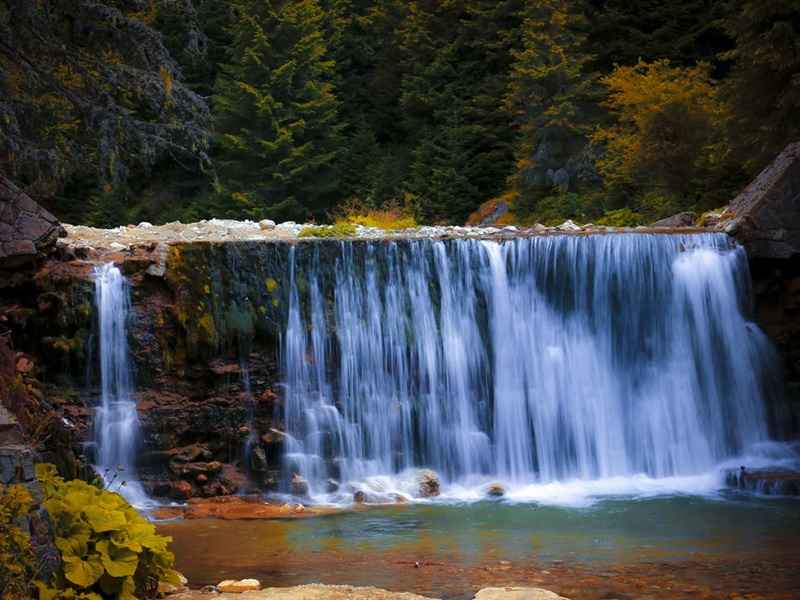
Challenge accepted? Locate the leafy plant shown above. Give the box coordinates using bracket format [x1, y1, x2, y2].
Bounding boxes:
[0, 483, 37, 600]
[35, 464, 179, 600]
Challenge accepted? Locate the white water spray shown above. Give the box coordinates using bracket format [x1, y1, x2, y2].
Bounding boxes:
[279, 234, 785, 504]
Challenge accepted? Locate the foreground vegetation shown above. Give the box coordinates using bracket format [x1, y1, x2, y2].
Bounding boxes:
[1, 1, 798, 227]
[0, 465, 178, 600]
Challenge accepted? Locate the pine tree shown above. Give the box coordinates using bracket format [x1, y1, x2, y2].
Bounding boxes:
[721, 0, 800, 173]
[397, 0, 522, 223]
[407, 108, 479, 224]
[585, 0, 733, 72]
[214, 0, 344, 221]
[505, 0, 595, 202]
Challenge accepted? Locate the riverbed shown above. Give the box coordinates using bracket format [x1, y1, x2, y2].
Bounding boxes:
[158, 492, 800, 599]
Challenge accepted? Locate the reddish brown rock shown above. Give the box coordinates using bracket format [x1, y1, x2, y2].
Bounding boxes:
[174, 480, 194, 500]
[152, 496, 343, 520]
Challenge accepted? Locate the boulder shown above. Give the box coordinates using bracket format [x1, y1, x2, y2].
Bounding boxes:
[415, 469, 440, 498]
[249, 447, 268, 473]
[0, 175, 65, 270]
[651, 211, 697, 228]
[486, 483, 505, 498]
[169, 460, 223, 478]
[0, 445, 35, 484]
[723, 141, 800, 259]
[473, 589, 570, 600]
[290, 473, 309, 496]
[173, 480, 194, 500]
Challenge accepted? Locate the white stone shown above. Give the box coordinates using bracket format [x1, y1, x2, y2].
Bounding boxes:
[217, 579, 261, 593]
[259, 219, 276, 230]
[473, 588, 571, 600]
[138, 222, 153, 228]
[556, 220, 581, 231]
[109, 242, 127, 251]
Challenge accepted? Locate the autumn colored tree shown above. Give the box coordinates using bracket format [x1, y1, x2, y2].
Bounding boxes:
[593, 59, 731, 210]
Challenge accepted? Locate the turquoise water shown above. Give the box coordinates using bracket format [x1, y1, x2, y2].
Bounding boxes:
[161, 492, 800, 597]
[277, 494, 800, 562]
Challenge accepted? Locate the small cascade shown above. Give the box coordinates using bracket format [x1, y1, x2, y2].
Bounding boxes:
[240, 352, 262, 482]
[279, 233, 784, 503]
[93, 263, 148, 505]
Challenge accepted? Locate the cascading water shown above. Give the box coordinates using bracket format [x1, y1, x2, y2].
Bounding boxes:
[280, 233, 784, 504]
[93, 263, 148, 506]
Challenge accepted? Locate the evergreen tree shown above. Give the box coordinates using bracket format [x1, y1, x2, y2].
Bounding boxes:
[397, 0, 522, 222]
[214, 0, 344, 221]
[721, 0, 800, 173]
[585, 0, 733, 73]
[322, 0, 408, 204]
[407, 108, 479, 223]
[505, 0, 595, 202]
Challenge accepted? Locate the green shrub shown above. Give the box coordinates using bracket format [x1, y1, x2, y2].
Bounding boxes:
[596, 208, 646, 227]
[298, 222, 358, 238]
[34, 464, 179, 600]
[525, 192, 603, 226]
[0, 483, 36, 600]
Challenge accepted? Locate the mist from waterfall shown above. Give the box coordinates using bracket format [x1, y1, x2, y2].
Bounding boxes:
[280, 233, 783, 504]
[93, 263, 149, 506]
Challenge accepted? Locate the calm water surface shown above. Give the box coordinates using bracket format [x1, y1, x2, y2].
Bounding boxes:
[158, 493, 800, 599]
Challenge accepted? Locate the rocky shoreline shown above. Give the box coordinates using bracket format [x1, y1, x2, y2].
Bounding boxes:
[167, 584, 569, 600]
[59, 218, 712, 256]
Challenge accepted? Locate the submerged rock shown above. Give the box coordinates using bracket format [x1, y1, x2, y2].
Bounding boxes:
[726, 466, 800, 496]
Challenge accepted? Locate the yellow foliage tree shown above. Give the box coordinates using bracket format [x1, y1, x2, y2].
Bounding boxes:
[593, 59, 728, 205]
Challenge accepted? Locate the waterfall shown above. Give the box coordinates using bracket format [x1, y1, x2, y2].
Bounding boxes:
[280, 233, 781, 503]
[93, 263, 148, 505]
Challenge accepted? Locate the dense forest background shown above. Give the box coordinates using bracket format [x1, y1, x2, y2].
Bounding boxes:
[1, 0, 798, 227]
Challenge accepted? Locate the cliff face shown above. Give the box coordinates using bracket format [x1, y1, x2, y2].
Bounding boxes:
[1, 241, 307, 500]
[725, 143, 800, 436]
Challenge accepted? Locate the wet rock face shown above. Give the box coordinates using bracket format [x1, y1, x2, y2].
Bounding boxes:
[725, 142, 800, 260]
[0, 176, 65, 273]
